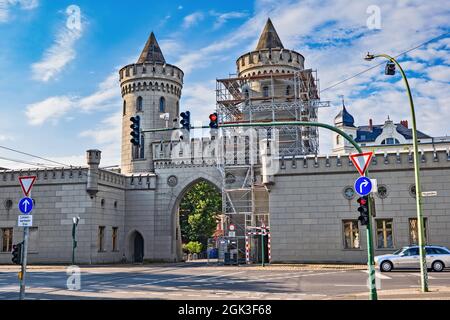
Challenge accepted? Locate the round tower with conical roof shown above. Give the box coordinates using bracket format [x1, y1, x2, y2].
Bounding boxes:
[236, 18, 305, 78]
[119, 32, 184, 174]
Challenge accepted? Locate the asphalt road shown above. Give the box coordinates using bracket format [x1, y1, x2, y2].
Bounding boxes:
[1, 262, 450, 300]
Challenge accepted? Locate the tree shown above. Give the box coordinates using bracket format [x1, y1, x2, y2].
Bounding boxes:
[183, 241, 202, 254]
[179, 181, 221, 248]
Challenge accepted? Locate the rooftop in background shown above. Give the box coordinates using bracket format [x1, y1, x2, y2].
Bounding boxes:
[356, 123, 431, 143]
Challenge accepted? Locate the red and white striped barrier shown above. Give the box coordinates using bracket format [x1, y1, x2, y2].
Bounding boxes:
[245, 226, 271, 264]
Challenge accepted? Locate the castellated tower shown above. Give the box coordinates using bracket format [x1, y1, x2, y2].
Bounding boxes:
[218, 18, 320, 156]
[119, 32, 184, 174]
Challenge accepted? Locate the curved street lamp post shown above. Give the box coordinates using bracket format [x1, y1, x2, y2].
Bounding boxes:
[364, 53, 429, 293]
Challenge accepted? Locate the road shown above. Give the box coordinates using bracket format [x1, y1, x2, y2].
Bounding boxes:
[0, 262, 450, 300]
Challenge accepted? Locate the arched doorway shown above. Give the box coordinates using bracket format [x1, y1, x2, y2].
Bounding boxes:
[175, 179, 222, 261]
[131, 231, 144, 263]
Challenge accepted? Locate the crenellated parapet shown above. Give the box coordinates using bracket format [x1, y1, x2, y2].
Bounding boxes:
[124, 173, 157, 190]
[236, 48, 305, 78]
[152, 138, 218, 169]
[0, 167, 88, 189]
[275, 149, 450, 176]
[119, 63, 183, 98]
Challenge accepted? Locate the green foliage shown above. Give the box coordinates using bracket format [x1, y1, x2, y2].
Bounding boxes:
[179, 181, 222, 249]
[182, 241, 203, 254]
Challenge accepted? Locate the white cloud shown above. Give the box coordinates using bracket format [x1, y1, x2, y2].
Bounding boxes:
[0, 0, 38, 22]
[79, 111, 121, 145]
[426, 65, 450, 82]
[210, 11, 248, 29]
[79, 73, 119, 111]
[25, 71, 121, 125]
[182, 11, 204, 28]
[31, 10, 83, 82]
[25, 96, 75, 125]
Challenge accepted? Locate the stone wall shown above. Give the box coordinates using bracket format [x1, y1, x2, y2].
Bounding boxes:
[270, 150, 450, 263]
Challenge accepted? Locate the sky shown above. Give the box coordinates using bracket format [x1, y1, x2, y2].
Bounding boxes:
[0, 0, 449, 169]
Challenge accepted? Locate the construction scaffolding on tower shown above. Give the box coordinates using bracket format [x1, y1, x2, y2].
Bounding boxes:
[215, 69, 329, 264]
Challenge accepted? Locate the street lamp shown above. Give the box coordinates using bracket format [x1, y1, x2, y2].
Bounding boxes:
[72, 216, 80, 265]
[364, 52, 429, 293]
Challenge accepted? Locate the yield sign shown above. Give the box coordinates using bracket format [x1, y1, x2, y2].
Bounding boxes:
[349, 152, 373, 176]
[19, 176, 37, 197]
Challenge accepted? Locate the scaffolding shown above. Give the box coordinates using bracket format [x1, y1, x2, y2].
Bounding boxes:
[216, 69, 328, 264]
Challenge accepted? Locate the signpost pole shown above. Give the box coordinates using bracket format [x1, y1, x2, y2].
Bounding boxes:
[19, 226, 29, 300]
[19, 191, 31, 300]
[17, 176, 36, 300]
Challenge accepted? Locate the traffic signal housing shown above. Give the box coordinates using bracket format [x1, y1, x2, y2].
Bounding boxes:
[209, 113, 218, 129]
[385, 62, 396, 75]
[180, 111, 191, 131]
[357, 196, 370, 226]
[130, 116, 141, 146]
[11, 242, 23, 265]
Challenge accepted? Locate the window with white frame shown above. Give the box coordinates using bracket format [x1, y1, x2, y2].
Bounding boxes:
[343, 220, 360, 249]
[376, 219, 394, 249]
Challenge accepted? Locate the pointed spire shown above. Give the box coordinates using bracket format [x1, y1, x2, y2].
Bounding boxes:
[256, 18, 284, 50]
[137, 32, 166, 64]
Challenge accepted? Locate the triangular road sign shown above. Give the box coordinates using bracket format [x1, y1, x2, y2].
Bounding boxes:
[349, 152, 373, 176]
[19, 176, 37, 197]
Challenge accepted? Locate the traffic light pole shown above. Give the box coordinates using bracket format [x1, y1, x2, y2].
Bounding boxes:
[366, 53, 428, 293]
[363, 185, 377, 300]
[143, 120, 377, 300]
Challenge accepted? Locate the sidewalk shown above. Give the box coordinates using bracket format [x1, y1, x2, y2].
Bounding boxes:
[336, 286, 450, 300]
[0, 261, 368, 272]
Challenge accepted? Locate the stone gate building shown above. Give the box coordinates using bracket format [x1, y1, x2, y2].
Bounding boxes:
[0, 20, 449, 265]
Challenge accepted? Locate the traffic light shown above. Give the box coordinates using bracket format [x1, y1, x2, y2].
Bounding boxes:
[180, 111, 191, 131]
[385, 62, 396, 75]
[130, 116, 141, 146]
[11, 242, 23, 265]
[357, 196, 370, 226]
[209, 113, 218, 129]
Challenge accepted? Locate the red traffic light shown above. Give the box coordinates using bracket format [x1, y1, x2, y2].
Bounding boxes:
[357, 197, 367, 205]
[209, 114, 217, 122]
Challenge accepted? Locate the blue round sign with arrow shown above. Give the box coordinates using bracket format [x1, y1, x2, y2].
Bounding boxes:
[354, 176, 372, 196]
[18, 197, 33, 215]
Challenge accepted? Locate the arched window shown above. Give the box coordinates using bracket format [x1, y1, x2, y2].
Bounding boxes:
[159, 97, 165, 113]
[336, 135, 340, 145]
[286, 86, 291, 96]
[244, 88, 249, 99]
[263, 86, 269, 98]
[136, 96, 143, 112]
[123, 100, 126, 116]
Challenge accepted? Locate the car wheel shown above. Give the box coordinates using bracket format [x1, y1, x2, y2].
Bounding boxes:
[380, 261, 393, 272]
[432, 261, 445, 272]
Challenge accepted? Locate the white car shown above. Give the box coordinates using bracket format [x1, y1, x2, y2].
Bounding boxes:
[375, 245, 450, 272]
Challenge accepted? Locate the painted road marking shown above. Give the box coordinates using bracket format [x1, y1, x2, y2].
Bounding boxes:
[361, 270, 392, 279]
[137, 270, 225, 286]
[408, 273, 435, 280]
[195, 271, 245, 282]
[334, 284, 367, 287]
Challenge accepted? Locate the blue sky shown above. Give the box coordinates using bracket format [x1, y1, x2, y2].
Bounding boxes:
[0, 0, 449, 168]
